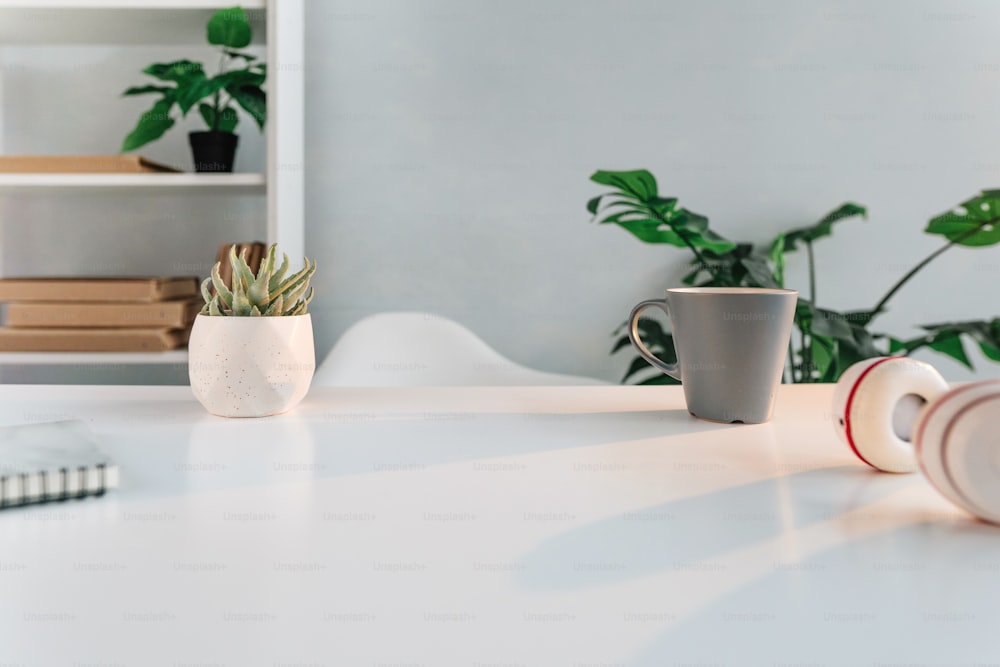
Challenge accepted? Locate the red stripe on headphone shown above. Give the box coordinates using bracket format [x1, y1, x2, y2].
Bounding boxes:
[843, 357, 895, 470]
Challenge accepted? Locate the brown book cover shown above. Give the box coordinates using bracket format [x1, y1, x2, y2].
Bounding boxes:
[0, 155, 180, 174]
[211, 242, 265, 290]
[0, 327, 190, 352]
[5, 298, 202, 329]
[0, 277, 198, 303]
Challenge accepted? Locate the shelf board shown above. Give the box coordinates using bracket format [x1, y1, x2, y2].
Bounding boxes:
[0, 172, 265, 194]
[0, 1, 266, 45]
[0, 350, 188, 365]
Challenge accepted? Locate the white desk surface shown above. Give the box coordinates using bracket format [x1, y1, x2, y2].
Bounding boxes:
[0, 384, 996, 666]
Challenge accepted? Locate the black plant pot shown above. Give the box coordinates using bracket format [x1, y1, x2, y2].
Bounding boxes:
[189, 131, 238, 173]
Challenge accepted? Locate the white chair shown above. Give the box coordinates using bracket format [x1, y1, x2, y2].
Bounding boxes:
[313, 312, 608, 386]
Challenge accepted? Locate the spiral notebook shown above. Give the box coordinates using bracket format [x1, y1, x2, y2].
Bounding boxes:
[0, 420, 118, 507]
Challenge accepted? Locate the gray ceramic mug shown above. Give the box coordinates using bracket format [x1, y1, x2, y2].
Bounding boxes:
[628, 287, 798, 424]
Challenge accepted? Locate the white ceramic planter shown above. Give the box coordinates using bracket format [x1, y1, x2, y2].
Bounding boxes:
[188, 314, 315, 417]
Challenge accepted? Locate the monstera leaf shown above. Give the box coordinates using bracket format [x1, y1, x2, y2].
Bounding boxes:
[890, 319, 1000, 369]
[925, 190, 1000, 247]
[781, 203, 867, 251]
[588, 170, 737, 255]
[611, 317, 680, 385]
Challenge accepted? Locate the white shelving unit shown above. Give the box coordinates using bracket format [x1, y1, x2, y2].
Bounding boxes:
[0, 172, 266, 194]
[0, 0, 304, 379]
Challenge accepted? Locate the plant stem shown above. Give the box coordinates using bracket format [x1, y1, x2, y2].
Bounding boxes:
[806, 240, 817, 305]
[213, 50, 228, 131]
[786, 339, 798, 383]
[653, 208, 719, 282]
[869, 221, 991, 321]
[798, 327, 808, 383]
[803, 240, 816, 380]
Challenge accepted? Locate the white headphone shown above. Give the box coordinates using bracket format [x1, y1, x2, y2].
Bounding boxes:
[832, 356, 1000, 523]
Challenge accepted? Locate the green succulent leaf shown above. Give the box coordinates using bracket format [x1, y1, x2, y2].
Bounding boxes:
[208, 295, 225, 316]
[229, 245, 256, 292]
[263, 294, 284, 316]
[925, 190, 1000, 247]
[210, 263, 233, 310]
[207, 6, 252, 49]
[200, 277, 213, 306]
[269, 252, 290, 294]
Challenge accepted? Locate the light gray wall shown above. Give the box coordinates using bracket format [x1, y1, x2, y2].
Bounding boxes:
[305, 0, 1000, 382]
[4, 1, 1000, 383]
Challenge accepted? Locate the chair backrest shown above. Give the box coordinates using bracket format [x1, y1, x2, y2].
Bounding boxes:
[313, 312, 607, 386]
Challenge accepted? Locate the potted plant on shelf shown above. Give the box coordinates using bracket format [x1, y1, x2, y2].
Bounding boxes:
[120, 6, 265, 172]
[189, 244, 317, 417]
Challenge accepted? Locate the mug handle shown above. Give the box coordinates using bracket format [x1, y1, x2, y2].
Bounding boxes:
[628, 299, 682, 382]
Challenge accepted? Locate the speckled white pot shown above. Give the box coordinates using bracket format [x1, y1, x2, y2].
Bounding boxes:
[188, 314, 315, 417]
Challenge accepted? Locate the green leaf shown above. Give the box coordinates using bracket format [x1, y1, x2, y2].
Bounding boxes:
[122, 85, 174, 96]
[783, 202, 867, 251]
[121, 97, 176, 152]
[809, 308, 856, 340]
[268, 252, 291, 294]
[614, 219, 686, 246]
[925, 190, 1000, 247]
[928, 333, 973, 369]
[207, 6, 252, 49]
[586, 195, 603, 215]
[225, 50, 257, 62]
[177, 74, 228, 116]
[143, 60, 205, 83]
[208, 295, 225, 316]
[648, 196, 678, 217]
[687, 228, 737, 255]
[769, 234, 785, 287]
[590, 169, 658, 201]
[920, 319, 1000, 364]
[226, 84, 266, 130]
[671, 208, 709, 234]
[215, 67, 266, 89]
[263, 294, 284, 316]
[809, 334, 836, 380]
[622, 356, 655, 384]
[637, 373, 681, 386]
[198, 103, 239, 133]
[739, 256, 780, 289]
[210, 262, 233, 310]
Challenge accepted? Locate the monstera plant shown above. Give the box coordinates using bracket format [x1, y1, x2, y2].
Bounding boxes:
[588, 169, 1000, 384]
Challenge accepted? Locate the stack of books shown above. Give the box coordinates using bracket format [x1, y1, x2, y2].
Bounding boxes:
[0, 277, 201, 352]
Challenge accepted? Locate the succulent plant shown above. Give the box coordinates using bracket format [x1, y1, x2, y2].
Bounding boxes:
[200, 244, 316, 316]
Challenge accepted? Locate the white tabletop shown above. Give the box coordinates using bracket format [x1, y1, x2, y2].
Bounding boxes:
[0, 384, 995, 666]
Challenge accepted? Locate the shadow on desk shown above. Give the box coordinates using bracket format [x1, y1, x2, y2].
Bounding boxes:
[514, 465, 921, 591]
[624, 519, 999, 665]
[92, 405, 733, 502]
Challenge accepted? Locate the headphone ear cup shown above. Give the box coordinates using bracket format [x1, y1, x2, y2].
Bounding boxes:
[914, 380, 1000, 524]
[832, 357, 948, 473]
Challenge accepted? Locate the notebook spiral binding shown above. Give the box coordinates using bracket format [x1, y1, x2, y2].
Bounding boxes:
[0, 421, 117, 509]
